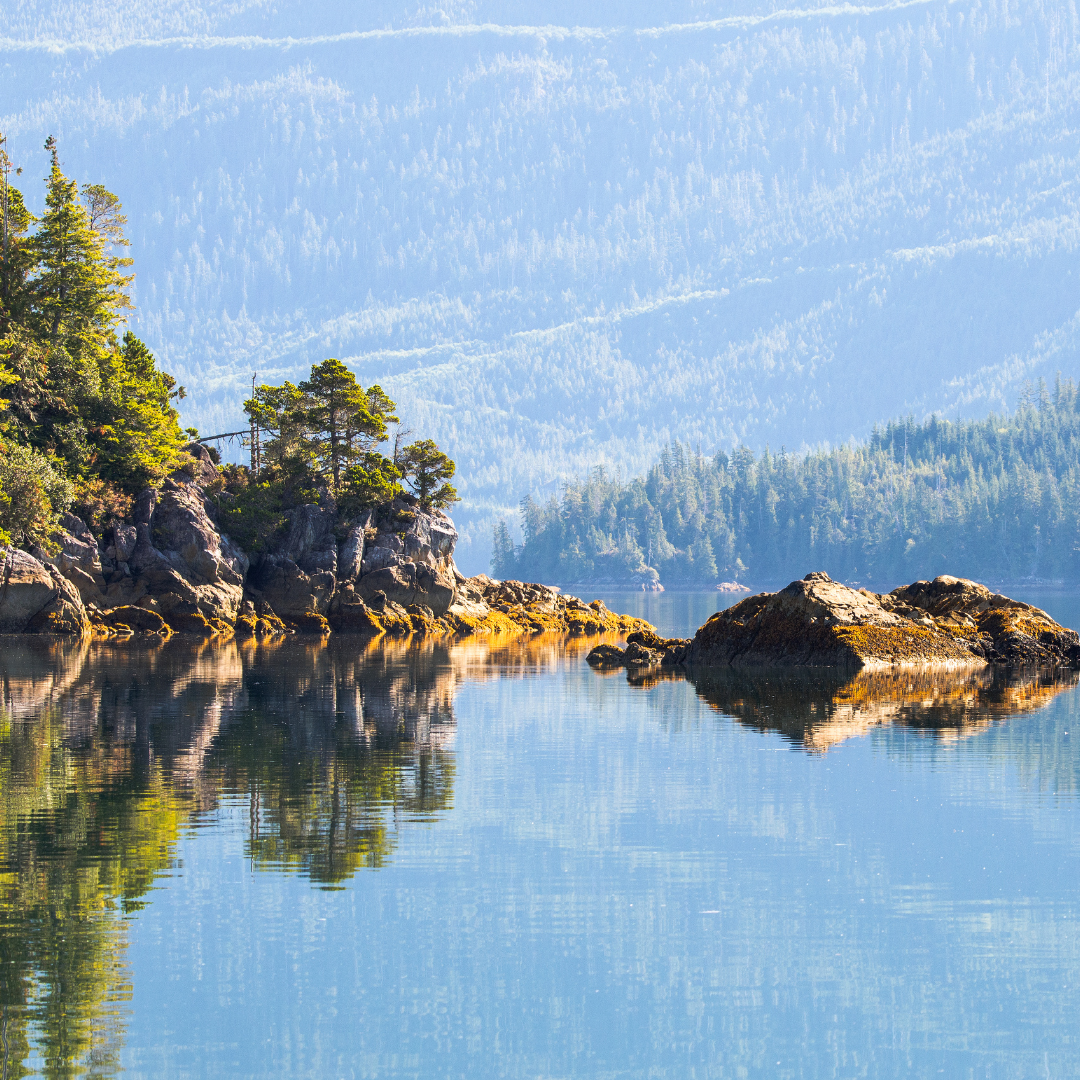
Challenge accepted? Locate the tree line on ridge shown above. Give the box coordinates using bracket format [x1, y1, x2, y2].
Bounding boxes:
[493, 380, 1080, 589]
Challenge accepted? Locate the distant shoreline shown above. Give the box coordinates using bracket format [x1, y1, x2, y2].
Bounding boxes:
[549, 578, 1079, 596]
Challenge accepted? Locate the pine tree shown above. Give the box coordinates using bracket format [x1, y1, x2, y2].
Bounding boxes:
[299, 359, 396, 492]
[92, 332, 188, 490]
[30, 139, 132, 373]
[398, 439, 459, 509]
[491, 520, 517, 578]
[244, 381, 308, 470]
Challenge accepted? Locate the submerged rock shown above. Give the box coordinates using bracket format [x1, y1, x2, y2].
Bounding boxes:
[586, 629, 688, 669]
[662, 572, 1080, 670]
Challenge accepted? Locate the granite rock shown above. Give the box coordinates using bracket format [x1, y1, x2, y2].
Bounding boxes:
[667, 572, 1080, 670]
[121, 477, 249, 623]
[0, 547, 90, 635]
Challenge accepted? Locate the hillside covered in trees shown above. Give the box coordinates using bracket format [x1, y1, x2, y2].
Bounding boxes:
[5, 0, 1080, 569]
[0, 137, 190, 545]
[494, 380, 1080, 589]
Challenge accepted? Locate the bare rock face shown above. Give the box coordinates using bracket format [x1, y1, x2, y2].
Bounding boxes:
[253, 498, 460, 627]
[247, 504, 339, 620]
[355, 561, 457, 616]
[359, 498, 457, 577]
[119, 477, 249, 624]
[0, 547, 89, 635]
[33, 513, 109, 607]
[666, 572, 1080, 670]
[338, 516, 372, 582]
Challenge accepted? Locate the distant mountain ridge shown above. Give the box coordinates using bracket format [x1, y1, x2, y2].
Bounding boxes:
[3, 0, 1079, 570]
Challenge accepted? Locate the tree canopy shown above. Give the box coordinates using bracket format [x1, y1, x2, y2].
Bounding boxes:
[233, 363, 456, 547]
[0, 136, 188, 545]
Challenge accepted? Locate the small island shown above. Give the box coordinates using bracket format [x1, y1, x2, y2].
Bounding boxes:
[0, 147, 651, 644]
[588, 571, 1080, 671]
[0, 439, 650, 642]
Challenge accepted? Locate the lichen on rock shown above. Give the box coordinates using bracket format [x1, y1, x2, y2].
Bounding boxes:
[664, 572, 1079, 670]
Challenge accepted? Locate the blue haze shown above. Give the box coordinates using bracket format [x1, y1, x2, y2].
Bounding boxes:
[3, 0, 1080, 569]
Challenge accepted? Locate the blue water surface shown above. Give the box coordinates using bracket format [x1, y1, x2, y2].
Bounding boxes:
[1, 589, 1078, 1078]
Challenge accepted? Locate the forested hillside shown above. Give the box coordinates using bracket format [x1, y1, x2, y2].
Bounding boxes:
[4, 1, 1080, 568]
[495, 380, 1080, 588]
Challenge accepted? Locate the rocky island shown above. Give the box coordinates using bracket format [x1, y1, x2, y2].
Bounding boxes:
[588, 571, 1080, 671]
[0, 442, 649, 642]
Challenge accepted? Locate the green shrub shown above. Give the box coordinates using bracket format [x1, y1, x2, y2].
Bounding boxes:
[0, 442, 74, 549]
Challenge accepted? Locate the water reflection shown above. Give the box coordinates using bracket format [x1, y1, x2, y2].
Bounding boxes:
[1, 635, 1076, 1076]
[0, 636, 482, 1077]
[684, 665, 1080, 752]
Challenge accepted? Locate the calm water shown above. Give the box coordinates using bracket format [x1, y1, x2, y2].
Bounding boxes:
[1, 588, 1079, 1078]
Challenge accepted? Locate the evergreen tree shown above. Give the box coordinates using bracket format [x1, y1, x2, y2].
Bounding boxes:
[491, 520, 517, 578]
[340, 452, 402, 511]
[244, 380, 309, 470]
[92, 332, 188, 490]
[502, 387, 1080, 588]
[30, 138, 132, 375]
[298, 359, 396, 492]
[0, 140, 189, 546]
[0, 139, 34, 328]
[398, 439, 459, 509]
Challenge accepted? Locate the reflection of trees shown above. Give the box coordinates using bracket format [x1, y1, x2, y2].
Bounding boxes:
[0, 636, 464, 1076]
[207, 640, 457, 881]
[686, 666, 1080, 752]
[0, 688, 188, 1080]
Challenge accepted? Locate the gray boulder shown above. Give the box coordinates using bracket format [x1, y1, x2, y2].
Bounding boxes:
[247, 504, 339, 620]
[0, 547, 89, 635]
[402, 508, 457, 568]
[35, 513, 110, 607]
[115, 477, 249, 623]
[360, 499, 458, 578]
[355, 561, 457, 616]
[109, 524, 138, 564]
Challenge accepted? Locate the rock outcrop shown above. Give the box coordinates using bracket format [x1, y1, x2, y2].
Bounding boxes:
[3, 444, 653, 642]
[248, 496, 462, 627]
[247, 503, 342, 621]
[125, 477, 250, 625]
[0, 547, 90, 635]
[588, 572, 1080, 671]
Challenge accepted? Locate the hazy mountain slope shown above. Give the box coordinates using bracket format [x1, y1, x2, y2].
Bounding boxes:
[3, 0, 1079, 569]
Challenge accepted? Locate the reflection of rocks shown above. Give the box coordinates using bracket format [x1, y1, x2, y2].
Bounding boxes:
[686, 666, 1080, 752]
[0, 636, 462, 844]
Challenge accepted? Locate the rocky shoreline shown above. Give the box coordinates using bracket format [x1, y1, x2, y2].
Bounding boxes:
[588, 572, 1080, 671]
[0, 444, 650, 643]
